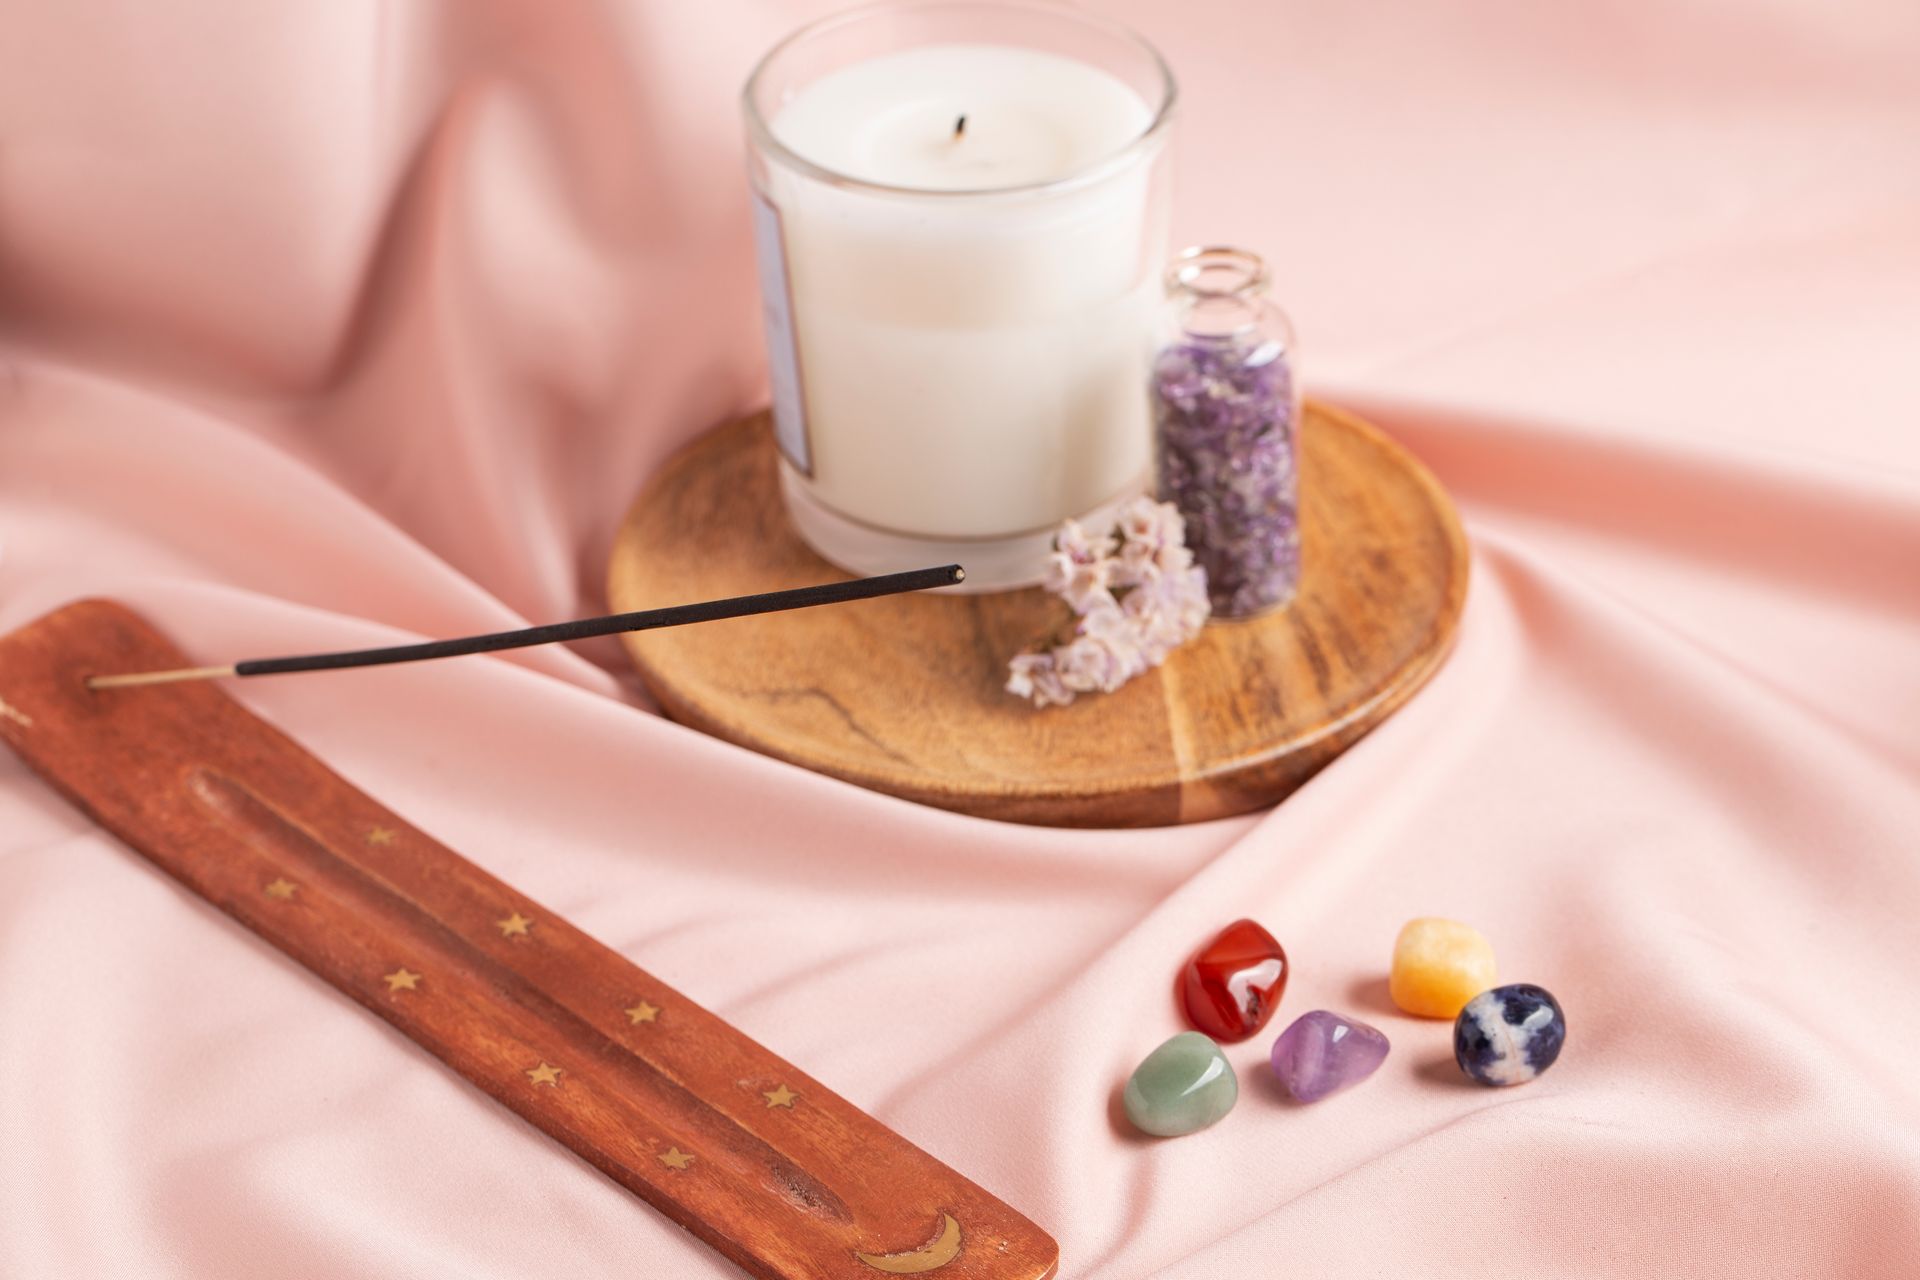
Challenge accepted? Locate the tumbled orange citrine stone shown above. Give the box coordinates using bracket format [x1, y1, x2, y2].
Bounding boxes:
[1390, 918, 1497, 1019]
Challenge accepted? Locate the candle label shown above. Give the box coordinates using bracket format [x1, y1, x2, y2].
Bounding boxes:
[751, 191, 812, 476]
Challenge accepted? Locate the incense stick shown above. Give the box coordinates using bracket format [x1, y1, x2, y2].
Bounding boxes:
[88, 564, 964, 689]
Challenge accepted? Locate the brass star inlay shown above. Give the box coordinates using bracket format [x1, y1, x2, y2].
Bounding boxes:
[264, 878, 299, 900]
[624, 1001, 660, 1025]
[497, 911, 533, 938]
[383, 967, 421, 993]
[526, 1062, 562, 1087]
[658, 1147, 694, 1171]
[763, 1084, 798, 1109]
[367, 826, 397, 846]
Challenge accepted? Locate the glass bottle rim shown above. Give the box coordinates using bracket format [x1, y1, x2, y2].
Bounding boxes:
[1166, 245, 1269, 299]
[742, 0, 1178, 199]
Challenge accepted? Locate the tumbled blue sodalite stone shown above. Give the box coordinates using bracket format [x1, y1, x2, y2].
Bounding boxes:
[1453, 984, 1566, 1086]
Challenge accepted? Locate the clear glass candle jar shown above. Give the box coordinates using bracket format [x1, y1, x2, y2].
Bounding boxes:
[742, 0, 1176, 591]
[1150, 246, 1303, 618]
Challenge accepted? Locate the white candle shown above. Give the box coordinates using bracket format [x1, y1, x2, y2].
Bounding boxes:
[748, 23, 1173, 588]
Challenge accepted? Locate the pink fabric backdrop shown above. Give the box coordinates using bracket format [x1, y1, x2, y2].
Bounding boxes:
[4, 0, 1919, 1274]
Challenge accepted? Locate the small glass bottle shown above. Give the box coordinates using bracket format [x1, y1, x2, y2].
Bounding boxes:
[1150, 246, 1303, 619]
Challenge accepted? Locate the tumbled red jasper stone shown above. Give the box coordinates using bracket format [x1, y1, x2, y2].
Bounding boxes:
[1180, 919, 1289, 1042]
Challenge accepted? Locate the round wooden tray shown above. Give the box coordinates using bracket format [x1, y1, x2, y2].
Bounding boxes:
[608, 402, 1467, 827]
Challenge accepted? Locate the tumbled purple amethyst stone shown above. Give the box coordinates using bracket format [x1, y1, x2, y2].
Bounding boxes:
[1270, 1010, 1389, 1102]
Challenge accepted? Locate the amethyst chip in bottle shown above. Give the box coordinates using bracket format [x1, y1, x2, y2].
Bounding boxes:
[1151, 247, 1302, 619]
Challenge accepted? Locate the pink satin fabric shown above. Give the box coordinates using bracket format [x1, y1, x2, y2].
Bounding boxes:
[3, 1, 1919, 1275]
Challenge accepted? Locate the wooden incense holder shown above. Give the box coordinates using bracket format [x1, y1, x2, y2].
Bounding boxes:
[0, 600, 1057, 1280]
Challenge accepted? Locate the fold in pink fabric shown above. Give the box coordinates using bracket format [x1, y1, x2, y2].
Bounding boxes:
[3, 1, 1918, 1275]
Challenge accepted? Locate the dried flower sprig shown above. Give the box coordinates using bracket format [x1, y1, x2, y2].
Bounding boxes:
[1006, 497, 1210, 707]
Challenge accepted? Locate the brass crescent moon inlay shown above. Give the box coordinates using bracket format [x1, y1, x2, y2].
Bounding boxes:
[854, 1212, 963, 1274]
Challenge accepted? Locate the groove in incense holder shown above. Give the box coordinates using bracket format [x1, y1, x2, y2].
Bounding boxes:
[0, 598, 1055, 1280]
[184, 766, 850, 1220]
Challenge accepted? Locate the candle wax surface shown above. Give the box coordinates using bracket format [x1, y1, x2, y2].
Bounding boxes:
[771, 45, 1152, 191]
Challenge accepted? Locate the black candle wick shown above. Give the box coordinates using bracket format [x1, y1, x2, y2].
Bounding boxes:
[954, 114, 967, 140]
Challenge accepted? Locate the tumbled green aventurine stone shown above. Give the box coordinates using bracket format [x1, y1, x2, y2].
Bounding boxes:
[1123, 1031, 1238, 1137]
